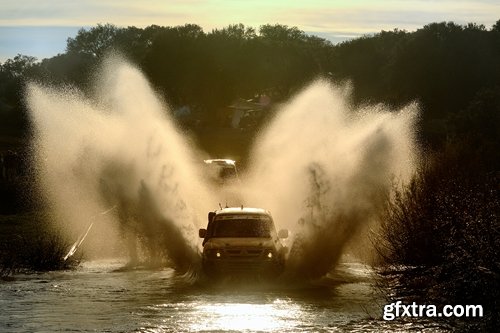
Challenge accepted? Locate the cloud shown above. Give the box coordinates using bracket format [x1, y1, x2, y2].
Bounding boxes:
[270, 0, 500, 35]
[1, 0, 498, 32]
[0, 0, 196, 26]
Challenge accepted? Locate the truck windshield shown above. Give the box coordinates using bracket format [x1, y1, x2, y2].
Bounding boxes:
[212, 218, 272, 238]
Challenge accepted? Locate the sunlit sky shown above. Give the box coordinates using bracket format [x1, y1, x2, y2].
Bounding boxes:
[1, 0, 499, 62]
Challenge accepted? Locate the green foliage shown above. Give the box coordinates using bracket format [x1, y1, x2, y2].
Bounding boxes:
[0, 54, 38, 104]
[329, 22, 500, 146]
[493, 19, 500, 32]
[66, 23, 120, 57]
[1, 21, 499, 148]
[259, 24, 307, 41]
[0, 54, 40, 136]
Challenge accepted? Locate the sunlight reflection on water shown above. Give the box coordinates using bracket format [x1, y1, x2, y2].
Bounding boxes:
[0, 260, 453, 332]
[189, 301, 301, 332]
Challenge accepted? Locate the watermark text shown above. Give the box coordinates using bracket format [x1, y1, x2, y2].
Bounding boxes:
[383, 301, 483, 321]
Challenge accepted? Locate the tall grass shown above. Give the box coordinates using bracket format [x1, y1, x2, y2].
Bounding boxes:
[375, 143, 499, 330]
[0, 212, 77, 277]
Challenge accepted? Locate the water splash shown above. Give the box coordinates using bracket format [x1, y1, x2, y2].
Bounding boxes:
[26, 57, 418, 280]
[26, 56, 212, 273]
[243, 80, 419, 279]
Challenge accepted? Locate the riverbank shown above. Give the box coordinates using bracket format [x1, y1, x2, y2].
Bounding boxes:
[0, 212, 76, 277]
[374, 144, 499, 332]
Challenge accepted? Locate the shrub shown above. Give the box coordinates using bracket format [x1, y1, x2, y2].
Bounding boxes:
[0, 213, 77, 277]
[375, 144, 499, 330]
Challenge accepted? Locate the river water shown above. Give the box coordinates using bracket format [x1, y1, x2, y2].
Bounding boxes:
[0, 259, 451, 332]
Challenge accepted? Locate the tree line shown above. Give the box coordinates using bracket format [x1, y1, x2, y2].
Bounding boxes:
[1, 21, 499, 155]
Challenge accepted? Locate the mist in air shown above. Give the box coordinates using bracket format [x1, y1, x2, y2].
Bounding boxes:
[26, 56, 419, 280]
[27, 56, 212, 273]
[244, 81, 418, 279]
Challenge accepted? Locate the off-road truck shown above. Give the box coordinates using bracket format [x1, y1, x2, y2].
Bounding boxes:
[199, 207, 288, 277]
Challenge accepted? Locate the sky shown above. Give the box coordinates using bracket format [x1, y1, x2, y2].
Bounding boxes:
[0, 0, 499, 62]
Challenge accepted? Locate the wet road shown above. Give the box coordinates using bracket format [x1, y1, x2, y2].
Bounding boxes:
[0, 260, 448, 332]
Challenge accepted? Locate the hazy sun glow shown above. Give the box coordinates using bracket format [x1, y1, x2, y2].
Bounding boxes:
[1, 0, 499, 31]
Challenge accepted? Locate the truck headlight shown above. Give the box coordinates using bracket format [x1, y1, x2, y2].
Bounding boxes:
[204, 249, 222, 258]
[267, 251, 273, 259]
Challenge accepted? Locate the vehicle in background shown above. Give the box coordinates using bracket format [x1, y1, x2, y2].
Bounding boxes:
[199, 207, 288, 278]
[203, 159, 239, 186]
[204, 158, 242, 207]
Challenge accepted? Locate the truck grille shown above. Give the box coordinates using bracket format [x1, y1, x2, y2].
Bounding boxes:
[224, 247, 264, 258]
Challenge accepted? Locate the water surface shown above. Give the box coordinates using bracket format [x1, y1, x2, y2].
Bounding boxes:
[0, 260, 448, 332]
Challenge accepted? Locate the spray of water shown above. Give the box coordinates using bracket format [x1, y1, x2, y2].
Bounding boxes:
[243, 80, 419, 279]
[26, 56, 213, 273]
[26, 57, 418, 280]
